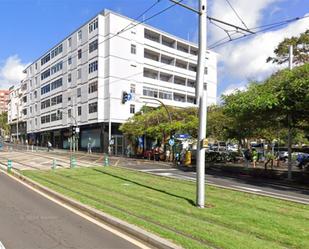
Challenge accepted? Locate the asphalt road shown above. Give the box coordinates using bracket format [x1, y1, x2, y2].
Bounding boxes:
[124, 161, 309, 204]
[0, 172, 144, 249]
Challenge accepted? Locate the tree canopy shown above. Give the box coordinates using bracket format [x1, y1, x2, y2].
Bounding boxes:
[267, 29, 309, 65]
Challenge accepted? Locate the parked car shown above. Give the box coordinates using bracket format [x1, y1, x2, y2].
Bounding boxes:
[278, 151, 288, 161]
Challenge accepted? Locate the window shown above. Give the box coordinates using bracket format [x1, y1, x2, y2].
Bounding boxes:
[159, 90, 172, 100]
[41, 99, 50, 109]
[143, 87, 158, 98]
[78, 106, 81, 116]
[41, 83, 51, 95]
[51, 61, 63, 75]
[131, 44, 136, 54]
[35, 104, 37, 112]
[35, 77, 38, 85]
[89, 18, 98, 33]
[88, 102, 97, 113]
[41, 54, 50, 66]
[34, 91, 37, 98]
[130, 84, 136, 94]
[35, 118, 37, 126]
[77, 88, 81, 97]
[41, 69, 50, 80]
[35, 63, 37, 70]
[51, 112, 62, 122]
[68, 109, 72, 118]
[68, 37, 72, 47]
[78, 49, 82, 59]
[30, 106, 32, 114]
[30, 80, 32, 87]
[68, 56, 72, 65]
[51, 44, 63, 58]
[204, 67, 208, 74]
[51, 78, 63, 90]
[88, 61, 98, 73]
[77, 68, 81, 79]
[89, 39, 98, 53]
[78, 30, 82, 41]
[88, 81, 98, 93]
[130, 104, 135, 114]
[68, 73, 72, 83]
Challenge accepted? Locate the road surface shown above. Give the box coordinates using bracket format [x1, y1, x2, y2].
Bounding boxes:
[0, 172, 146, 249]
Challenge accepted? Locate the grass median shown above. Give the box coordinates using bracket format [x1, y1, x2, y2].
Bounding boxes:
[23, 166, 308, 249]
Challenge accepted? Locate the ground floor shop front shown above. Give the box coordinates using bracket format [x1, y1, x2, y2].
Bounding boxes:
[26, 122, 127, 156]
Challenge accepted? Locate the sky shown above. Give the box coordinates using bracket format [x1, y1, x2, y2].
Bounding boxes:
[0, 0, 308, 99]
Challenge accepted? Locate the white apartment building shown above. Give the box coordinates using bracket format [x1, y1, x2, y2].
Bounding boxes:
[11, 9, 217, 154]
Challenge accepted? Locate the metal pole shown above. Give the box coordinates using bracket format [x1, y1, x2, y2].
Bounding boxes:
[287, 45, 293, 180]
[16, 103, 19, 143]
[196, 0, 207, 208]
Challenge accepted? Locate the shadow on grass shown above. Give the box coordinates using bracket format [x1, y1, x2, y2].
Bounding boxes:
[92, 168, 196, 206]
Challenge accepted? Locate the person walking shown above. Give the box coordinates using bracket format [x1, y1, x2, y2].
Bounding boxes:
[87, 138, 92, 154]
[252, 149, 258, 168]
[47, 141, 52, 152]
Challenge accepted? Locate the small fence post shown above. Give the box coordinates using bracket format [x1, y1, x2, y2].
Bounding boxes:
[104, 154, 109, 166]
[70, 155, 76, 168]
[7, 159, 12, 173]
[52, 159, 56, 170]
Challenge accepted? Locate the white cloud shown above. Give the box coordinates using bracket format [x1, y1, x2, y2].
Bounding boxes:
[208, 0, 282, 43]
[217, 15, 309, 80]
[0, 55, 28, 89]
[221, 82, 247, 96]
[207, 0, 309, 96]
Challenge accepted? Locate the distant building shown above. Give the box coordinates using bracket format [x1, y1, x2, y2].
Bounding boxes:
[0, 90, 10, 114]
[8, 9, 217, 153]
[8, 84, 27, 142]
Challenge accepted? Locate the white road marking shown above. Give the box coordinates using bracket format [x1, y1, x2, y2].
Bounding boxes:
[231, 185, 262, 192]
[1, 170, 152, 249]
[139, 168, 178, 172]
[155, 172, 173, 176]
[0, 241, 6, 249]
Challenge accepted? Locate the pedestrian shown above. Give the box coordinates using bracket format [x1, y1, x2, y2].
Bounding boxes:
[87, 138, 92, 154]
[252, 149, 258, 168]
[243, 148, 251, 168]
[47, 141, 52, 152]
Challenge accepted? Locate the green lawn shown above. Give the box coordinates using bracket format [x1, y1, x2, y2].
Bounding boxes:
[23, 167, 309, 249]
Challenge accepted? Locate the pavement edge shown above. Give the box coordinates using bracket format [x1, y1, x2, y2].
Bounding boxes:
[0, 167, 182, 249]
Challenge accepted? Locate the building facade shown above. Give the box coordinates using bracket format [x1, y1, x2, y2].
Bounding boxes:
[9, 10, 217, 154]
[0, 90, 10, 114]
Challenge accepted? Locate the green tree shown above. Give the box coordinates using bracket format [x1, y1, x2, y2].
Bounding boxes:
[267, 30, 309, 65]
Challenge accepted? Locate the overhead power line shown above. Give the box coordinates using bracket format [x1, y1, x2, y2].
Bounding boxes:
[208, 15, 309, 49]
[224, 0, 249, 29]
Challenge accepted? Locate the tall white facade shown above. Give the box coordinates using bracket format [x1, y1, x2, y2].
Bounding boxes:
[9, 10, 217, 152]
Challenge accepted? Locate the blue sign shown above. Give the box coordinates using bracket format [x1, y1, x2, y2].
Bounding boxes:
[169, 139, 175, 146]
[175, 134, 190, 139]
[127, 93, 132, 101]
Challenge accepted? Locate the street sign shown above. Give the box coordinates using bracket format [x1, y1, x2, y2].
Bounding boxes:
[174, 134, 190, 139]
[75, 127, 80, 133]
[169, 139, 175, 146]
[109, 139, 114, 145]
[127, 93, 132, 101]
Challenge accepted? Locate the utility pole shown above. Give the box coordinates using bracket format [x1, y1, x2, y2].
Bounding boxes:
[170, 0, 207, 208]
[287, 45, 293, 180]
[195, 0, 207, 208]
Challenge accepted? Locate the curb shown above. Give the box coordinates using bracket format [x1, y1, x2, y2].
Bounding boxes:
[0, 166, 182, 249]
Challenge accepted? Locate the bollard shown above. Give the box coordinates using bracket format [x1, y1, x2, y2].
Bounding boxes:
[7, 159, 12, 172]
[70, 155, 76, 168]
[31, 145, 34, 152]
[104, 154, 109, 167]
[52, 159, 57, 170]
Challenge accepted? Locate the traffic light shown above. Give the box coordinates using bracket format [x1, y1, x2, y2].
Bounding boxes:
[122, 91, 129, 104]
[72, 126, 76, 135]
